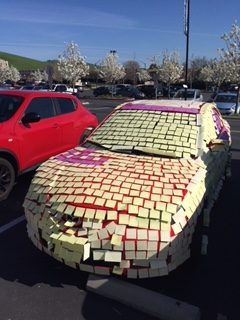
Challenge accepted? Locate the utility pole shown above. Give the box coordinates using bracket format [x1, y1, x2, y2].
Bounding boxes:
[184, 0, 190, 100]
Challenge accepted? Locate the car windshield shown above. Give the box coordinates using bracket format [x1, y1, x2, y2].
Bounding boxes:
[0, 95, 24, 122]
[174, 90, 195, 99]
[215, 95, 236, 103]
[85, 106, 198, 159]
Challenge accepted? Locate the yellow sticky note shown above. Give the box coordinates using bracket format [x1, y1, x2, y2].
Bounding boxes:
[111, 234, 122, 246]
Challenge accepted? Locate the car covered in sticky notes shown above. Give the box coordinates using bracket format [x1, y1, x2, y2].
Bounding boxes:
[24, 100, 231, 278]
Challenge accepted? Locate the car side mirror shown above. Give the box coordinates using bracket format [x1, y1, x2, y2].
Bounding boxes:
[80, 127, 95, 144]
[22, 112, 41, 125]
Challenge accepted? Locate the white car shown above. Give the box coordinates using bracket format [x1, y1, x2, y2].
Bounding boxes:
[173, 89, 203, 102]
[51, 84, 77, 94]
[213, 92, 239, 115]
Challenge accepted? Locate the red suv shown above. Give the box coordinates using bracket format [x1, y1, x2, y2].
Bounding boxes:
[0, 90, 98, 200]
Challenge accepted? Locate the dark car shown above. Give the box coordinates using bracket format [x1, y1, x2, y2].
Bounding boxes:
[93, 86, 110, 97]
[19, 85, 35, 90]
[117, 86, 145, 99]
[162, 86, 182, 97]
[138, 85, 163, 98]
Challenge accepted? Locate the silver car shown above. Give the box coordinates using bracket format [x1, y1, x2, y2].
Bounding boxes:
[213, 92, 239, 115]
[173, 89, 203, 101]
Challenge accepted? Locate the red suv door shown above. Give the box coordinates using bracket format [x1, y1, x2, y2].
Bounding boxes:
[15, 97, 62, 170]
[53, 97, 80, 151]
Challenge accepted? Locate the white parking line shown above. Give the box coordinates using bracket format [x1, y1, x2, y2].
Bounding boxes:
[0, 215, 25, 235]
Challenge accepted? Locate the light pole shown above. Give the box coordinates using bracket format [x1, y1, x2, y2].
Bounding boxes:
[184, 0, 190, 100]
[235, 85, 239, 114]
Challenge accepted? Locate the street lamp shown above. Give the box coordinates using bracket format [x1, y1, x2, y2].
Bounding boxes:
[184, 0, 190, 100]
[235, 85, 239, 114]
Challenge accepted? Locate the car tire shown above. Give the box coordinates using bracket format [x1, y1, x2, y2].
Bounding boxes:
[0, 158, 15, 201]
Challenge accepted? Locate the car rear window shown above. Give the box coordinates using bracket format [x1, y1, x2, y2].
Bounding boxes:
[0, 95, 24, 122]
[215, 95, 236, 103]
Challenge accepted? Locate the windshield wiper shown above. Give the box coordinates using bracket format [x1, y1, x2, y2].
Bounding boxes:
[111, 146, 178, 158]
[84, 139, 112, 150]
[85, 141, 178, 158]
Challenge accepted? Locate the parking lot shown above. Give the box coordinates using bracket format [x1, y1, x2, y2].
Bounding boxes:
[1, 99, 240, 320]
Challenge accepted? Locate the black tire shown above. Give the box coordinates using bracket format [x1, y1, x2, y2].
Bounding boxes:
[0, 158, 15, 201]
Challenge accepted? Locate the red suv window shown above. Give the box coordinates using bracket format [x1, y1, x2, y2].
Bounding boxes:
[54, 98, 76, 115]
[0, 95, 23, 122]
[25, 98, 55, 119]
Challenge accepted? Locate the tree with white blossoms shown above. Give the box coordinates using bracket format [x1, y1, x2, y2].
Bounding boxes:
[0, 59, 20, 84]
[58, 41, 89, 89]
[100, 52, 126, 93]
[158, 51, 183, 98]
[9, 65, 21, 83]
[219, 21, 240, 112]
[31, 69, 48, 84]
[220, 22, 240, 85]
[0, 59, 10, 84]
[137, 68, 151, 83]
[200, 58, 229, 92]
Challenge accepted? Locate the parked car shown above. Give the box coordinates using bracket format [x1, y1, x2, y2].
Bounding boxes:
[173, 89, 203, 101]
[24, 99, 231, 278]
[213, 92, 239, 115]
[162, 85, 182, 97]
[0, 90, 98, 201]
[138, 85, 163, 99]
[116, 86, 145, 99]
[93, 86, 111, 97]
[19, 84, 49, 91]
[50, 84, 76, 94]
[19, 85, 35, 90]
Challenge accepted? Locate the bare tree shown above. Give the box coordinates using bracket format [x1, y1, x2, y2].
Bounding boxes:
[189, 56, 209, 88]
[123, 60, 140, 85]
[148, 55, 161, 86]
[58, 41, 89, 89]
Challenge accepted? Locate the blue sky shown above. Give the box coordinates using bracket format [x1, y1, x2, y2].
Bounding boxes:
[0, 0, 239, 66]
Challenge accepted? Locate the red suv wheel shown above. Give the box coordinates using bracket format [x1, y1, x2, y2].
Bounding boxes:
[0, 158, 15, 201]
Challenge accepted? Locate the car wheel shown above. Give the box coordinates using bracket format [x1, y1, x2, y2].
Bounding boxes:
[0, 158, 15, 201]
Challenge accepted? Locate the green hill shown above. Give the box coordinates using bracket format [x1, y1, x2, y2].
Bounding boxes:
[0, 52, 56, 71]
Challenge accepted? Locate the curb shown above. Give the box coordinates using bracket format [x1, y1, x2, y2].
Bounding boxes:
[86, 275, 201, 320]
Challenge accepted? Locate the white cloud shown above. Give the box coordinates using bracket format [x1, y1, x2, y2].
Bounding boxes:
[1, 4, 136, 30]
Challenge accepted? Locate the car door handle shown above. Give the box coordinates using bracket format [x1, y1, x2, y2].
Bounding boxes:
[52, 124, 59, 128]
